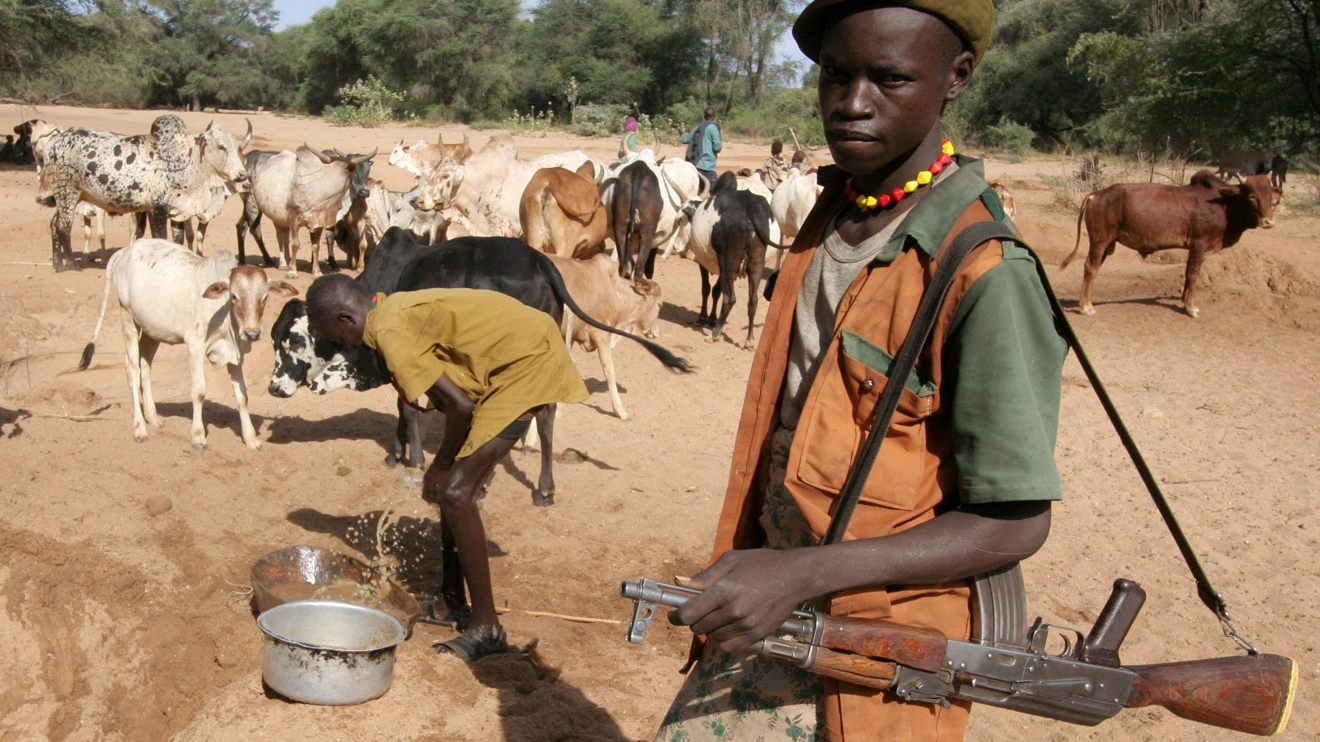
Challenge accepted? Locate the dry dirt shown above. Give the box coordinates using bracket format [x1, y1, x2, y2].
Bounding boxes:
[1, 104, 1317, 742]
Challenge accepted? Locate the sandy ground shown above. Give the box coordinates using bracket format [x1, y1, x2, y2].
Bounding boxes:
[1, 104, 1317, 742]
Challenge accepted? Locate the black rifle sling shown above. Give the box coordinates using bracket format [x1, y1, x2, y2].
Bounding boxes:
[817, 218, 1256, 653]
[821, 220, 1012, 547]
[1020, 247, 1257, 654]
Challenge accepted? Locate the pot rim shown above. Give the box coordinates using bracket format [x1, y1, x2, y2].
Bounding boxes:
[257, 599, 407, 653]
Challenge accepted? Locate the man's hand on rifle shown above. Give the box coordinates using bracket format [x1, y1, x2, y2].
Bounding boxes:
[669, 548, 815, 653]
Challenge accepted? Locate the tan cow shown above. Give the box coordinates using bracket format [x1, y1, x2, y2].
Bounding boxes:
[519, 162, 609, 259]
[546, 252, 663, 420]
[414, 133, 602, 237]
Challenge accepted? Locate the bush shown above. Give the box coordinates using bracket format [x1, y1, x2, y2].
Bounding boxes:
[721, 88, 824, 149]
[573, 104, 630, 137]
[323, 76, 407, 128]
[983, 117, 1035, 159]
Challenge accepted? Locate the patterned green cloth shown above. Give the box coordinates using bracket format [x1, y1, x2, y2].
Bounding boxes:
[654, 647, 823, 742]
[654, 428, 823, 742]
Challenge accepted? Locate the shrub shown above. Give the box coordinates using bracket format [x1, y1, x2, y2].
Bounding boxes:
[983, 117, 1035, 159]
[323, 76, 406, 128]
[573, 104, 630, 137]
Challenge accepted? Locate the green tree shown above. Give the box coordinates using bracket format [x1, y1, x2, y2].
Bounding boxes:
[298, 0, 519, 119]
[518, 0, 703, 116]
[953, 0, 1143, 149]
[138, 0, 281, 110]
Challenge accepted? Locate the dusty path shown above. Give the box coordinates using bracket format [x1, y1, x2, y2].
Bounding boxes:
[1, 104, 1316, 741]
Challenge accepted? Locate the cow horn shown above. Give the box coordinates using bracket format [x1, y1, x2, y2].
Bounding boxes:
[303, 144, 334, 163]
[351, 148, 378, 166]
[240, 119, 253, 150]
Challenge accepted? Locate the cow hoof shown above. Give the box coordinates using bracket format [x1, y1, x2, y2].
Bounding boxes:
[1186, 307, 1200, 318]
[284, 271, 297, 281]
[384, 453, 400, 468]
[192, 443, 207, 452]
[264, 258, 277, 268]
[1080, 305, 1096, 316]
[532, 490, 555, 507]
[134, 434, 148, 443]
[246, 440, 263, 451]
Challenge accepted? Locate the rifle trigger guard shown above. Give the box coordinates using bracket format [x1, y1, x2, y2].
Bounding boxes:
[891, 667, 953, 707]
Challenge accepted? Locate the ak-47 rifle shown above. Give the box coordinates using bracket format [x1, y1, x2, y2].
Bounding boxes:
[620, 565, 1297, 736]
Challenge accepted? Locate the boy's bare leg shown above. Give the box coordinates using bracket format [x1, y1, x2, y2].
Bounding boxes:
[425, 434, 518, 658]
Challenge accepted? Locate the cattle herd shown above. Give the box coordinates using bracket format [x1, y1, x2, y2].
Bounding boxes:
[4, 114, 1291, 472]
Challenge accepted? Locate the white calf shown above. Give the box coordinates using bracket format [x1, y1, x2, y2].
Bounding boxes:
[80, 239, 297, 450]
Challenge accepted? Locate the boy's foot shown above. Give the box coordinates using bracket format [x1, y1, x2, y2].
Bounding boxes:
[434, 626, 508, 661]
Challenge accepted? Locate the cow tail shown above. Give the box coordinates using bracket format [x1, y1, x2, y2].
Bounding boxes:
[1061, 193, 1094, 270]
[536, 253, 692, 373]
[79, 249, 119, 370]
[751, 199, 784, 250]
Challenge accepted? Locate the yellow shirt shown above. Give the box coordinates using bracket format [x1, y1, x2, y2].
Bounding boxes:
[363, 288, 588, 459]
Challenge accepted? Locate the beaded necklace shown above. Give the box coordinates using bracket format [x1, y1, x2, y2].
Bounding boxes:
[845, 139, 955, 212]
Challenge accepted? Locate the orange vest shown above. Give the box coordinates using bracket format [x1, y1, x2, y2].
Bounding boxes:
[711, 174, 1011, 740]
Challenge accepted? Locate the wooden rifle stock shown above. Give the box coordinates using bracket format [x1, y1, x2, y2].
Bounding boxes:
[815, 614, 947, 673]
[1126, 653, 1298, 736]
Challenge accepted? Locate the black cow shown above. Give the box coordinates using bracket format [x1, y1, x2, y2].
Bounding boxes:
[611, 159, 664, 281]
[269, 227, 690, 505]
[1216, 147, 1274, 181]
[1271, 154, 1289, 190]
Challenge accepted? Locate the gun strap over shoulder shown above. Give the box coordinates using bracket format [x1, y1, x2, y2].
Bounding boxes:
[819, 217, 1258, 655]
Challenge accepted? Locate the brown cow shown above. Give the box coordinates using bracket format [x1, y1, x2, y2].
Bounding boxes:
[520, 163, 609, 259]
[1062, 171, 1277, 317]
[546, 252, 663, 420]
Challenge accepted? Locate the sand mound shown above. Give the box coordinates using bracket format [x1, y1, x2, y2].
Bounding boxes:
[1201, 246, 1320, 298]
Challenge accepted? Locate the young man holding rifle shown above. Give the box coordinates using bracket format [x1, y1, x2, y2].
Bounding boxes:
[654, 1, 1068, 739]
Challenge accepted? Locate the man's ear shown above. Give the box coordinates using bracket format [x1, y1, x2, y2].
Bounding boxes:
[945, 50, 976, 102]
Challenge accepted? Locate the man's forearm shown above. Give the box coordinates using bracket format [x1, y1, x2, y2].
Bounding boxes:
[786, 501, 1051, 605]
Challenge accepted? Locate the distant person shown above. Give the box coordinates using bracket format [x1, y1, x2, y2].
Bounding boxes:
[674, 107, 722, 185]
[618, 116, 640, 163]
[762, 139, 789, 189]
[305, 276, 589, 661]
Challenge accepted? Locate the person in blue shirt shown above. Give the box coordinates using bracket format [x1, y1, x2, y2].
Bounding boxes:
[674, 108, 722, 185]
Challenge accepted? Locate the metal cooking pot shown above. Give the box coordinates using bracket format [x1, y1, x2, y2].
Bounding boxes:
[257, 600, 408, 705]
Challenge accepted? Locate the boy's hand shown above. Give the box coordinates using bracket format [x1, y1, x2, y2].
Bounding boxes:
[670, 548, 813, 653]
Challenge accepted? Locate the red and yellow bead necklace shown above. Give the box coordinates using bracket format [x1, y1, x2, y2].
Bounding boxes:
[845, 139, 955, 211]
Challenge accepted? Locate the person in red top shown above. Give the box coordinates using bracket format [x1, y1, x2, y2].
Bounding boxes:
[652, 1, 1067, 740]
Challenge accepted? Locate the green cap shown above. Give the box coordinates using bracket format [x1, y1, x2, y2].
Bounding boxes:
[793, 0, 994, 66]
